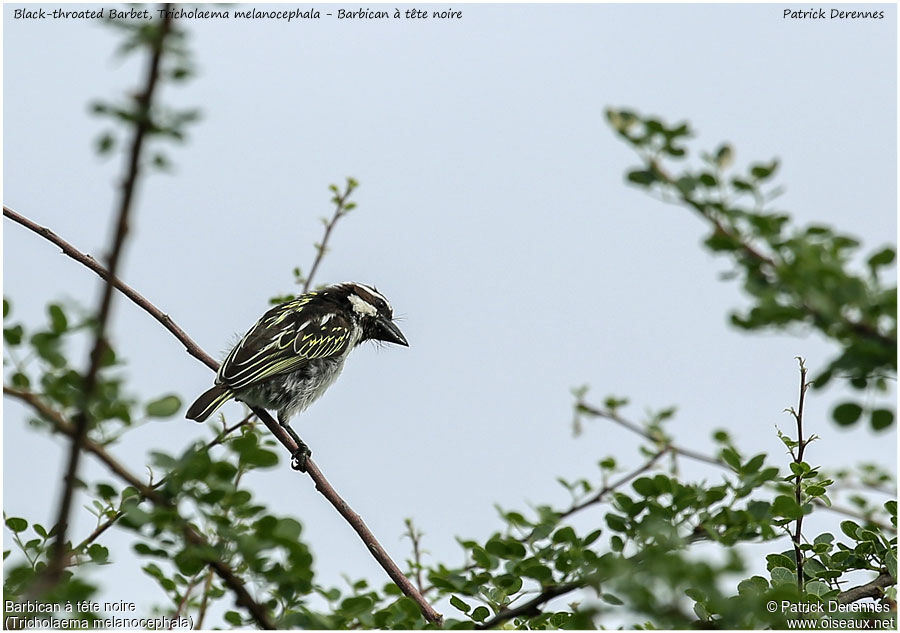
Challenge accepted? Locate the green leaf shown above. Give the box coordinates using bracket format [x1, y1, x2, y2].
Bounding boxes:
[3, 299, 9, 318]
[224, 611, 242, 626]
[96, 132, 116, 155]
[766, 553, 796, 571]
[770, 566, 796, 586]
[627, 169, 656, 186]
[341, 595, 374, 616]
[743, 453, 766, 474]
[870, 409, 893, 431]
[747, 500, 771, 520]
[772, 495, 803, 520]
[47, 304, 68, 334]
[840, 520, 861, 540]
[5, 517, 28, 533]
[145, 395, 181, 418]
[471, 606, 489, 622]
[750, 160, 778, 180]
[87, 544, 109, 563]
[805, 580, 829, 596]
[583, 529, 603, 546]
[173, 549, 204, 576]
[721, 447, 742, 471]
[867, 247, 895, 271]
[632, 477, 658, 497]
[605, 514, 627, 532]
[601, 593, 624, 605]
[832, 402, 863, 426]
[449, 595, 470, 614]
[245, 448, 279, 468]
[552, 526, 577, 545]
[737, 576, 768, 596]
[4, 324, 24, 346]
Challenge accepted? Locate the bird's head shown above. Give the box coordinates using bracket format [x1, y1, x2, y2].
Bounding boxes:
[330, 282, 408, 347]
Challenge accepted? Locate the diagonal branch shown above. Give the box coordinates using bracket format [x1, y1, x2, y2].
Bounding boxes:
[576, 401, 896, 532]
[555, 447, 669, 525]
[44, 7, 174, 592]
[647, 159, 896, 349]
[4, 385, 276, 629]
[475, 581, 582, 629]
[72, 414, 253, 554]
[3, 206, 443, 625]
[2, 205, 217, 371]
[838, 571, 895, 605]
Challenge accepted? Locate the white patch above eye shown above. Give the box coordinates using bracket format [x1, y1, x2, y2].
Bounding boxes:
[348, 293, 377, 316]
[344, 282, 393, 314]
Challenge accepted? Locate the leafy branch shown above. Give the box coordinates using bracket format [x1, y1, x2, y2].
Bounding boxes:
[2, 204, 443, 626]
[4, 385, 276, 629]
[785, 358, 812, 591]
[42, 8, 174, 596]
[304, 178, 358, 293]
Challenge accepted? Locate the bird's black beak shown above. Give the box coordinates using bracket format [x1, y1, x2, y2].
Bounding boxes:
[374, 316, 408, 347]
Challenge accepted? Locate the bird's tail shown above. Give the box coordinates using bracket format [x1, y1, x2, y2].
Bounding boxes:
[186, 385, 234, 422]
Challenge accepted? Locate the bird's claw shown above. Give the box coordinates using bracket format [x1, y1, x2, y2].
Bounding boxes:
[291, 446, 311, 472]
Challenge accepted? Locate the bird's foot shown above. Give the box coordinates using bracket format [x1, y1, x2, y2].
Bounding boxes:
[291, 444, 312, 472]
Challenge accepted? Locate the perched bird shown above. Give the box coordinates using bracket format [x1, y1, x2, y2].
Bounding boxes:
[186, 282, 408, 470]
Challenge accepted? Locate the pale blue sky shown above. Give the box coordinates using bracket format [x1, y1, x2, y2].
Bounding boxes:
[3, 2, 897, 625]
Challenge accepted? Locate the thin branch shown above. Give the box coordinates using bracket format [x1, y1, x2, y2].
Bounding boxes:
[171, 574, 200, 627]
[648, 159, 895, 349]
[578, 403, 721, 467]
[72, 414, 254, 554]
[838, 571, 895, 604]
[404, 518, 425, 594]
[3, 208, 443, 625]
[44, 7, 174, 591]
[475, 581, 582, 629]
[303, 458, 443, 623]
[196, 569, 214, 630]
[302, 178, 357, 293]
[577, 401, 896, 532]
[789, 358, 810, 591]
[4, 386, 276, 629]
[2, 206, 217, 371]
[555, 447, 669, 525]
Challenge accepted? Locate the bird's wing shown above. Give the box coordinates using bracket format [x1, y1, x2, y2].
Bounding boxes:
[216, 297, 355, 390]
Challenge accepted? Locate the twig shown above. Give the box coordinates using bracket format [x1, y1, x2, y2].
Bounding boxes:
[788, 358, 810, 591]
[3, 208, 443, 625]
[4, 386, 276, 629]
[475, 581, 581, 629]
[71, 414, 254, 554]
[43, 7, 174, 592]
[2, 206, 217, 371]
[577, 401, 896, 532]
[196, 569, 214, 630]
[648, 159, 895, 349]
[555, 447, 669, 525]
[578, 403, 721, 467]
[838, 571, 895, 604]
[302, 178, 356, 292]
[404, 518, 425, 594]
[171, 574, 200, 628]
